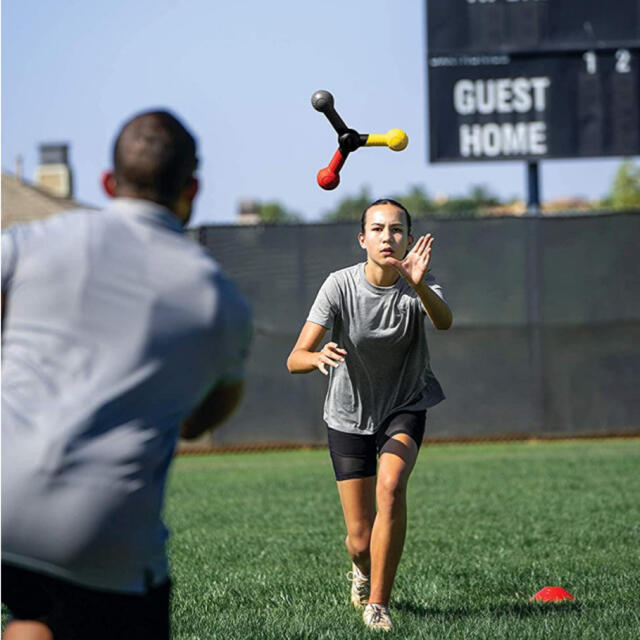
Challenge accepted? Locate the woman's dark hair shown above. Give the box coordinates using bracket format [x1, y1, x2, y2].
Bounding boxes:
[361, 198, 412, 235]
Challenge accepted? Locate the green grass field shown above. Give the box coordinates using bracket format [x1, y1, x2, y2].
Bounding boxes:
[167, 439, 640, 639]
[3, 439, 638, 638]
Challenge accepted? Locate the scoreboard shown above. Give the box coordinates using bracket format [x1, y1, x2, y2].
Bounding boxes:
[426, 0, 640, 162]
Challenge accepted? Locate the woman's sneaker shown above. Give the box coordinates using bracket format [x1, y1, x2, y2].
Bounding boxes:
[363, 603, 393, 632]
[346, 563, 370, 609]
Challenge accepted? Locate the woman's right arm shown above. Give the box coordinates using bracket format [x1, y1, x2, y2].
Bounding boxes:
[286, 321, 347, 375]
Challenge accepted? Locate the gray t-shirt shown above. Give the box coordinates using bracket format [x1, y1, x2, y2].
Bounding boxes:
[307, 263, 445, 434]
[1, 199, 252, 593]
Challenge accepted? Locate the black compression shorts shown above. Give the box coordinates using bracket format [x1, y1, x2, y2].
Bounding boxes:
[327, 410, 426, 481]
[1, 563, 171, 640]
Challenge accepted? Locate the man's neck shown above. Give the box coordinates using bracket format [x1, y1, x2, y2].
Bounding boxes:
[113, 193, 186, 226]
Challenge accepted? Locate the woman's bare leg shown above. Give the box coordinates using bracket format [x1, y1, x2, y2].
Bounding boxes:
[3, 621, 53, 640]
[368, 433, 419, 605]
[336, 476, 376, 574]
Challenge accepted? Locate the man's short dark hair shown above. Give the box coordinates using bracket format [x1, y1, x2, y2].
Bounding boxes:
[361, 198, 412, 235]
[113, 110, 198, 207]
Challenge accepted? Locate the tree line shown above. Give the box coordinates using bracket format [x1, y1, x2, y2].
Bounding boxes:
[252, 159, 640, 224]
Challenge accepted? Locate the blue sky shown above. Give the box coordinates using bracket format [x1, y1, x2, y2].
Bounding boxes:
[2, 0, 635, 225]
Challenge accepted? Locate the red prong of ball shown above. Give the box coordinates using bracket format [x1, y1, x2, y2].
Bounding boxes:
[317, 168, 340, 190]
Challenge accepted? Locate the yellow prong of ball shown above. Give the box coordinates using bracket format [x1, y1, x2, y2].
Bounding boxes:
[365, 129, 408, 151]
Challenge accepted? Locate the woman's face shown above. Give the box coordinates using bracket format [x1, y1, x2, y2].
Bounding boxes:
[358, 203, 412, 265]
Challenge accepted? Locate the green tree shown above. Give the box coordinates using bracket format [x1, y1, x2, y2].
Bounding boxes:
[389, 185, 436, 218]
[434, 183, 501, 217]
[257, 201, 301, 223]
[322, 186, 372, 223]
[606, 160, 640, 209]
[321, 183, 505, 223]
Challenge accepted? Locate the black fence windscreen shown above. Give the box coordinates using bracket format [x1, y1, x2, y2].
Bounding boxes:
[191, 212, 640, 445]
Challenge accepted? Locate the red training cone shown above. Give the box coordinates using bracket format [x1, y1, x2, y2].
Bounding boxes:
[530, 586, 575, 602]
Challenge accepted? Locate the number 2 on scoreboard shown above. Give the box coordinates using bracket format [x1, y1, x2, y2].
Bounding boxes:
[615, 49, 631, 74]
[583, 50, 632, 75]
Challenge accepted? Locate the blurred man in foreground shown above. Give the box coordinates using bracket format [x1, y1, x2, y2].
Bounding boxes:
[1, 110, 252, 639]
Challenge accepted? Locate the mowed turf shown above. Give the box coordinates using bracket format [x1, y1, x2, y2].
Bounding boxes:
[167, 439, 640, 639]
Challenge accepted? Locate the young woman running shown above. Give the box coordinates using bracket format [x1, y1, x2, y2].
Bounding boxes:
[286, 199, 452, 632]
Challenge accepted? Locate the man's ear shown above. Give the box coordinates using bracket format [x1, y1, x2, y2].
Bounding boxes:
[184, 177, 198, 203]
[101, 171, 117, 198]
[357, 232, 366, 249]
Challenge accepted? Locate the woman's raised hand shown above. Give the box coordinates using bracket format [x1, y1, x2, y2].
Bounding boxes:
[386, 234, 434, 288]
[315, 342, 347, 376]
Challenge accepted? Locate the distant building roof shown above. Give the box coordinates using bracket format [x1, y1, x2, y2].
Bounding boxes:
[1, 171, 97, 230]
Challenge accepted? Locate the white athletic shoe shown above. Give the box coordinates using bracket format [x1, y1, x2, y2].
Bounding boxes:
[362, 604, 393, 631]
[363, 603, 393, 632]
[347, 563, 370, 609]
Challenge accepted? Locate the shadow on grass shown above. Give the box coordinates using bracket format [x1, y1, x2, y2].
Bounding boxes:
[394, 599, 586, 621]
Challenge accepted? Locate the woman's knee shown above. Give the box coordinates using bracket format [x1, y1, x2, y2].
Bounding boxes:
[376, 473, 407, 510]
[346, 523, 372, 555]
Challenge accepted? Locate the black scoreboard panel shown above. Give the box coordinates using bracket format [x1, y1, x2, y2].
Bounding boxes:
[426, 0, 640, 162]
[429, 50, 640, 161]
[428, 0, 640, 54]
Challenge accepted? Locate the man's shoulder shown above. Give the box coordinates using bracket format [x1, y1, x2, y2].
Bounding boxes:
[4, 208, 99, 231]
[177, 237, 226, 281]
[2, 209, 102, 247]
